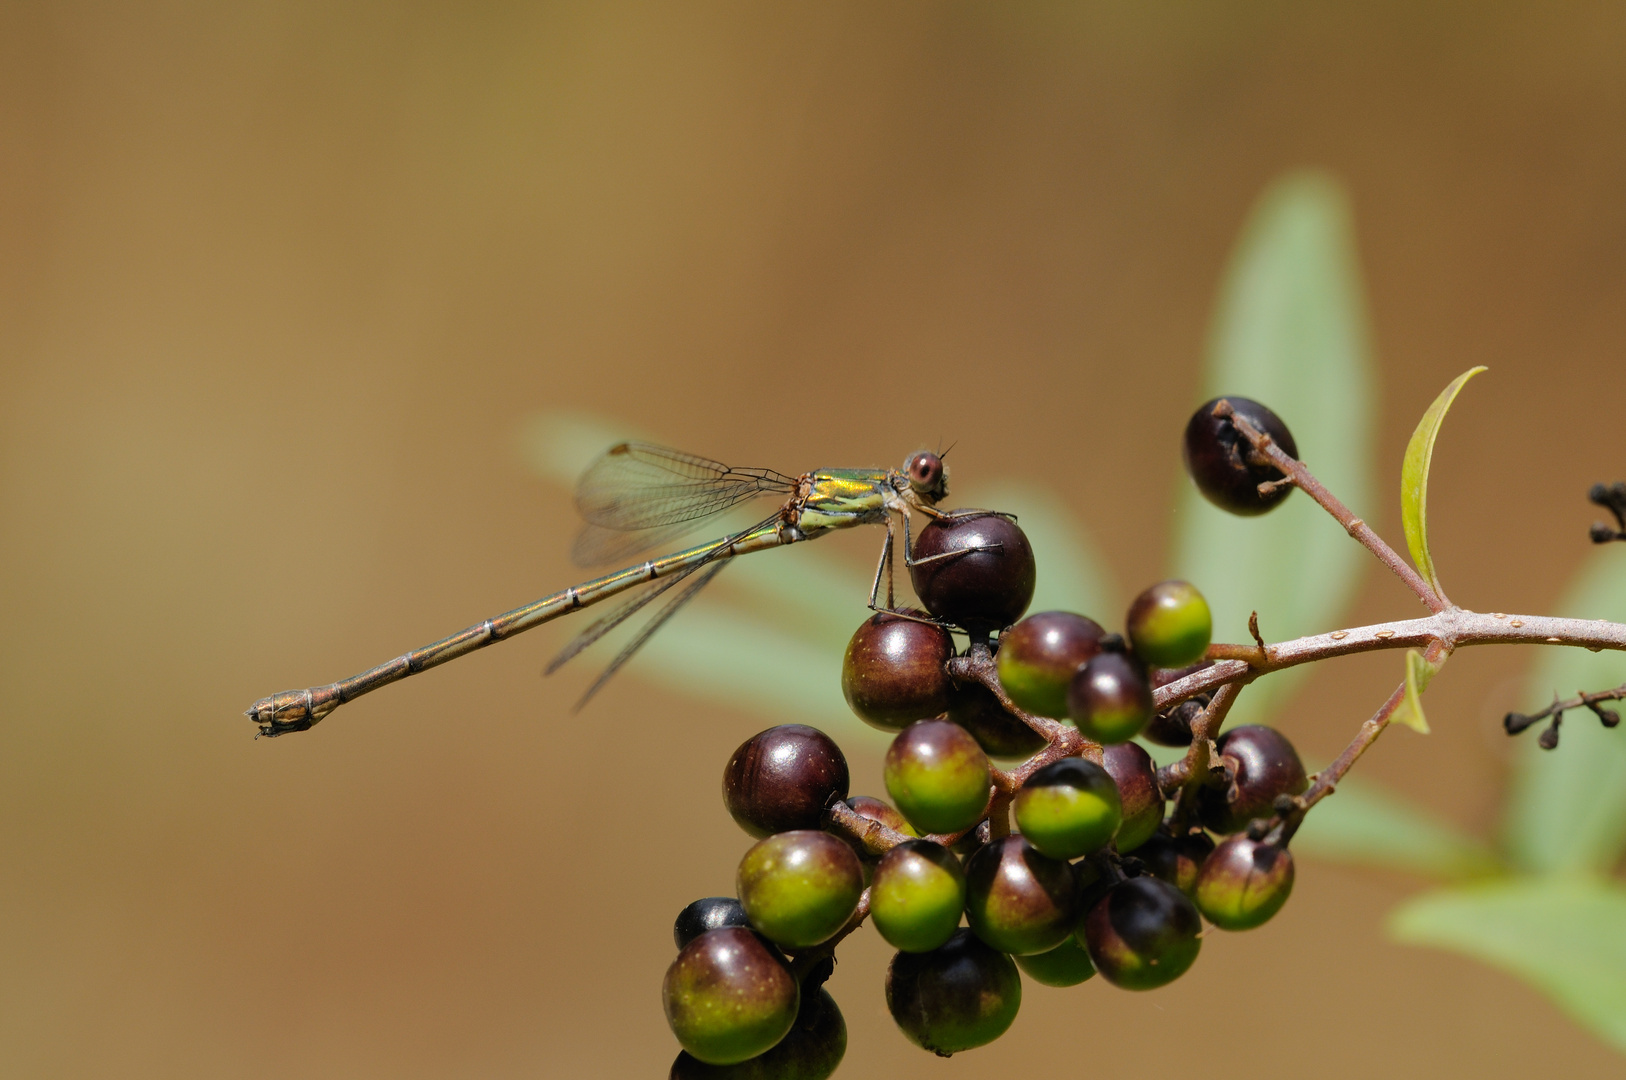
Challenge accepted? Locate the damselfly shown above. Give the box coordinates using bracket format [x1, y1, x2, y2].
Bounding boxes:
[245, 443, 972, 735]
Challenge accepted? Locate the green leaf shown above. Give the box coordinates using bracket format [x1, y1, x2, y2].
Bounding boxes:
[1389, 876, 1626, 1052]
[1172, 170, 1376, 727]
[1292, 773, 1500, 881]
[1399, 366, 1487, 598]
[1504, 548, 1626, 874]
[1390, 649, 1441, 735]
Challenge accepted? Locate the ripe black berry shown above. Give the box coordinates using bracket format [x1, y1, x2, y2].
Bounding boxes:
[1134, 831, 1215, 897]
[1183, 396, 1299, 516]
[840, 611, 954, 730]
[947, 682, 1048, 760]
[910, 510, 1036, 632]
[1081, 876, 1203, 991]
[722, 725, 850, 838]
[1196, 724, 1308, 834]
[674, 896, 752, 950]
[885, 929, 1022, 1055]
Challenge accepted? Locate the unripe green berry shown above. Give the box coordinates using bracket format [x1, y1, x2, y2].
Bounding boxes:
[996, 611, 1105, 719]
[669, 989, 846, 1080]
[1125, 581, 1212, 668]
[664, 927, 799, 1065]
[736, 831, 864, 950]
[883, 720, 992, 836]
[869, 840, 966, 953]
[1013, 934, 1096, 987]
[1193, 835, 1295, 930]
[1012, 757, 1122, 859]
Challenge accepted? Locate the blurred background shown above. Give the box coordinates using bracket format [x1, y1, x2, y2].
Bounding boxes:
[3, 2, 1625, 1076]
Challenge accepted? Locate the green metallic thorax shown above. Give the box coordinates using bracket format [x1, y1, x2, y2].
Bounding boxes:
[796, 468, 893, 533]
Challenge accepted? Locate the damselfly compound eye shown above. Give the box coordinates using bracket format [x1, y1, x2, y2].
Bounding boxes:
[906, 452, 944, 493]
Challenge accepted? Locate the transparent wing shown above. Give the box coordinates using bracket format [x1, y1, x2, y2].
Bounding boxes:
[575, 443, 797, 532]
[570, 521, 711, 568]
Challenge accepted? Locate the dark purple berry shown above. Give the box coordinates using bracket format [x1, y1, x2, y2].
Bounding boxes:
[1082, 876, 1202, 991]
[722, 725, 849, 839]
[674, 896, 751, 950]
[1194, 835, 1295, 930]
[910, 510, 1036, 632]
[669, 988, 846, 1080]
[840, 611, 954, 730]
[1100, 742, 1164, 853]
[1068, 644, 1154, 744]
[1134, 831, 1215, 897]
[664, 927, 799, 1065]
[947, 682, 1047, 760]
[996, 611, 1106, 718]
[1196, 724, 1308, 834]
[885, 929, 1022, 1055]
[1183, 396, 1299, 516]
[963, 835, 1081, 956]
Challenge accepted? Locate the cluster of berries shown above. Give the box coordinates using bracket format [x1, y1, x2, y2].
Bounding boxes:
[662, 398, 1310, 1075]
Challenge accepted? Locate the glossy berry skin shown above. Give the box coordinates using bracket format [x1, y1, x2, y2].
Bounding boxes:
[843, 795, 916, 838]
[737, 831, 864, 950]
[870, 840, 967, 953]
[1068, 648, 1154, 744]
[996, 612, 1106, 719]
[664, 927, 799, 1065]
[1126, 581, 1212, 669]
[1012, 757, 1123, 859]
[910, 510, 1036, 632]
[1082, 877, 1203, 991]
[1135, 831, 1216, 897]
[963, 835, 1080, 955]
[1100, 742, 1165, 853]
[885, 929, 1022, 1055]
[670, 988, 846, 1080]
[675, 897, 752, 950]
[947, 682, 1047, 760]
[884, 720, 992, 836]
[1197, 724, 1309, 834]
[1183, 396, 1299, 516]
[723, 725, 850, 838]
[1013, 934, 1096, 987]
[1194, 835, 1295, 930]
[840, 611, 954, 731]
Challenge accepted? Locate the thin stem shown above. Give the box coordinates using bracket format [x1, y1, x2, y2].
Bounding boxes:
[1214, 399, 1447, 613]
[1156, 681, 1243, 794]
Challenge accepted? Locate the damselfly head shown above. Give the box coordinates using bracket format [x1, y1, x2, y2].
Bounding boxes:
[904, 451, 948, 501]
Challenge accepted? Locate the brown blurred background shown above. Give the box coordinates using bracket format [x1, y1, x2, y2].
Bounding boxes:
[2, 2, 1625, 1076]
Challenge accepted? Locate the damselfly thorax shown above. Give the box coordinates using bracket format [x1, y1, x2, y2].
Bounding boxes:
[244, 444, 964, 736]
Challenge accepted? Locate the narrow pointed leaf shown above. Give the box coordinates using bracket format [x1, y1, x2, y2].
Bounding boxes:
[1390, 649, 1440, 734]
[1399, 366, 1486, 597]
[1172, 171, 1376, 727]
[1390, 877, 1626, 1053]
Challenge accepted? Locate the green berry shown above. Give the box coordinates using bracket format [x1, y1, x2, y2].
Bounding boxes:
[1013, 934, 1096, 987]
[869, 840, 967, 953]
[1067, 642, 1153, 744]
[663, 927, 799, 1065]
[1125, 581, 1212, 668]
[1193, 835, 1295, 930]
[885, 929, 1022, 1054]
[883, 720, 992, 835]
[669, 988, 846, 1080]
[1081, 877, 1202, 991]
[996, 611, 1105, 718]
[963, 835, 1080, 956]
[1012, 757, 1122, 859]
[736, 830, 864, 950]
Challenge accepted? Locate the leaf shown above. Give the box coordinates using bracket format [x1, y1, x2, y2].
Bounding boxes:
[1292, 773, 1500, 881]
[1399, 366, 1487, 597]
[1389, 876, 1626, 1052]
[1503, 548, 1626, 874]
[1389, 649, 1441, 735]
[1172, 170, 1376, 727]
